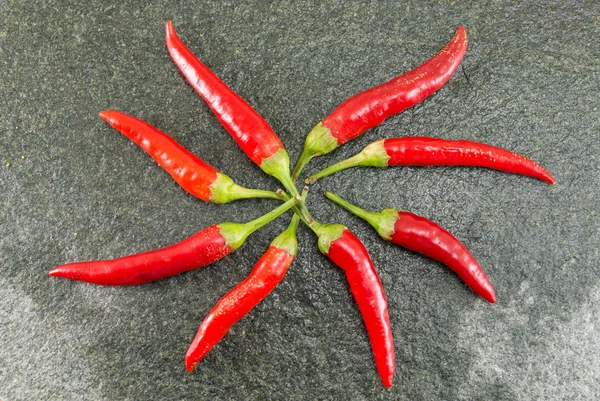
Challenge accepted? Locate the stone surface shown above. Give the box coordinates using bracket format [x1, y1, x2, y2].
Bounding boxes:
[0, 0, 598, 400]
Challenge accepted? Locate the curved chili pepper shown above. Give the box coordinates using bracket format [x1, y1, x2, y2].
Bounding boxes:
[165, 21, 297, 195]
[99, 110, 281, 203]
[48, 197, 297, 285]
[310, 221, 395, 388]
[186, 214, 299, 372]
[324, 191, 496, 303]
[292, 26, 468, 180]
[307, 137, 555, 184]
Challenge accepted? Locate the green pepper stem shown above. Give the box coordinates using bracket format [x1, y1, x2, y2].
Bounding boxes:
[242, 195, 298, 234]
[306, 140, 389, 184]
[274, 173, 313, 224]
[231, 185, 283, 200]
[305, 153, 365, 184]
[286, 213, 300, 234]
[278, 187, 314, 226]
[306, 219, 324, 235]
[291, 148, 315, 181]
[324, 191, 380, 228]
[275, 169, 300, 198]
[271, 214, 300, 256]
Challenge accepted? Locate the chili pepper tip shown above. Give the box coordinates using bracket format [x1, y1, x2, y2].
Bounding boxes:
[98, 110, 116, 124]
[185, 358, 195, 372]
[543, 172, 556, 185]
[480, 285, 496, 303]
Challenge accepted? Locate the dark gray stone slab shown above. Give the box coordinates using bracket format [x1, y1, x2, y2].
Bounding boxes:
[1, 1, 598, 400]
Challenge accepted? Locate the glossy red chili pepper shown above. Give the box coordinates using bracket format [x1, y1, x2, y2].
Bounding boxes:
[324, 191, 496, 303]
[307, 137, 556, 184]
[49, 197, 297, 285]
[99, 110, 281, 203]
[310, 222, 395, 388]
[186, 214, 299, 372]
[165, 21, 296, 194]
[293, 27, 468, 180]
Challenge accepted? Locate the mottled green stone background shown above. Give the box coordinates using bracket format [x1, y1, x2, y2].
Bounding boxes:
[1, 1, 598, 400]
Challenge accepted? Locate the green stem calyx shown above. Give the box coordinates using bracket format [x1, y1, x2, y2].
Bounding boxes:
[210, 173, 280, 203]
[309, 221, 346, 255]
[271, 214, 300, 256]
[291, 122, 339, 181]
[261, 148, 315, 223]
[306, 140, 389, 184]
[260, 148, 294, 191]
[219, 196, 298, 250]
[324, 191, 397, 241]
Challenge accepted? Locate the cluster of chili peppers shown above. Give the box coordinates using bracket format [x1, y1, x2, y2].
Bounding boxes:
[50, 23, 555, 388]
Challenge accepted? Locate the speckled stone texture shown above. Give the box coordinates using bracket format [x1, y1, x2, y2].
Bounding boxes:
[1, 1, 598, 400]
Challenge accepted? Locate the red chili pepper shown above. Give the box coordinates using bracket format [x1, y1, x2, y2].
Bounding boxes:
[292, 27, 468, 180]
[165, 21, 296, 194]
[99, 110, 282, 203]
[310, 221, 395, 388]
[307, 137, 556, 184]
[186, 214, 299, 372]
[324, 191, 496, 303]
[48, 197, 297, 285]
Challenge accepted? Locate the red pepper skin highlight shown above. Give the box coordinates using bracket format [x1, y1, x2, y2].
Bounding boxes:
[325, 27, 467, 145]
[49, 225, 230, 286]
[165, 21, 283, 164]
[324, 191, 496, 303]
[165, 21, 294, 189]
[49, 197, 298, 286]
[313, 224, 395, 388]
[101, 110, 218, 200]
[99, 110, 281, 203]
[307, 137, 556, 184]
[383, 137, 556, 184]
[293, 27, 467, 179]
[391, 212, 495, 303]
[186, 215, 299, 372]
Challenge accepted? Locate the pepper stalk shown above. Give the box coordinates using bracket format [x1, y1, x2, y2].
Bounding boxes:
[306, 140, 389, 184]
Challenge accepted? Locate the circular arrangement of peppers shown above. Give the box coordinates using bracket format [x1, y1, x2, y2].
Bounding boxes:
[50, 23, 555, 388]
